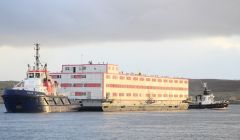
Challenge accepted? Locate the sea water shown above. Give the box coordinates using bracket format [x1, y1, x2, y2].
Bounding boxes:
[0, 104, 239, 140]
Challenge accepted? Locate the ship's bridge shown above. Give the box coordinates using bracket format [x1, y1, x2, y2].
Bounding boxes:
[27, 70, 48, 78]
[22, 70, 49, 92]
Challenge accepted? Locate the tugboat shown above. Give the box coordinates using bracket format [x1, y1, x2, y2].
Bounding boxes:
[188, 82, 229, 109]
[2, 44, 81, 113]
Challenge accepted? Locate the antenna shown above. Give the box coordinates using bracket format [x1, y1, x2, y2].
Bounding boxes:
[200, 80, 206, 89]
[203, 82, 207, 89]
[34, 43, 40, 70]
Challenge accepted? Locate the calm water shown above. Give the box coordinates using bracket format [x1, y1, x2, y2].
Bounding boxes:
[0, 104, 239, 140]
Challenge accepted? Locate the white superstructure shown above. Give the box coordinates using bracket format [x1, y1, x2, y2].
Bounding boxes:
[50, 62, 188, 102]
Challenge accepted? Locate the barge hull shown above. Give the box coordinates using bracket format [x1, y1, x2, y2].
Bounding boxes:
[79, 99, 189, 112]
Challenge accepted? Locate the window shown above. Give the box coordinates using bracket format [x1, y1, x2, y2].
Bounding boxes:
[158, 79, 162, 82]
[120, 76, 125, 80]
[126, 93, 131, 96]
[82, 66, 86, 70]
[106, 75, 111, 79]
[146, 78, 150, 81]
[112, 75, 118, 79]
[133, 93, 138, 97]
[140, 78, 144, 81]
[113, 93, 117, 96]
[65, 67, 70, 70]
[51, 75, 61, 79]
[174, 80, 178, 83]
[158, 94, 162, 97]
[29, 73, 34, 78]
[75, 92, 86, 96]
[35, 73, 40, 78]
[152, 79, 156, 82]
[146, 94, 150, 97]
[127, 77, 131, 80]
[133, 77, 138, 81]
[72, 75, 86, 79]
[119, 93, 124, 96]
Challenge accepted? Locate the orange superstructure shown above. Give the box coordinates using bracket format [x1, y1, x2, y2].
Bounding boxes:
[104, 73, 188, 101]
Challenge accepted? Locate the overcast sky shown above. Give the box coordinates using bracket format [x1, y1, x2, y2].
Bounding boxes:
[1, 0, 240, 80]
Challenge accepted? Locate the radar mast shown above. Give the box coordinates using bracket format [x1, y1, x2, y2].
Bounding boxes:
[34, 43, 40, 70]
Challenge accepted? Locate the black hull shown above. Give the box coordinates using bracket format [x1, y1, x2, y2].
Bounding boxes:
[188, 102, 229, 109]
[2, 89, 81, 113]
[78, 106, 103, 111]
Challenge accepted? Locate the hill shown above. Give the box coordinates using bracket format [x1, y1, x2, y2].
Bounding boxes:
[0, 79, 240, 103]
[0, 81, 19, 103]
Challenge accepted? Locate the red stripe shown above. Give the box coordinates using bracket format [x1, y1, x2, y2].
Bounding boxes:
[106, 84, 188, 91]
[28, 70, 48, 72]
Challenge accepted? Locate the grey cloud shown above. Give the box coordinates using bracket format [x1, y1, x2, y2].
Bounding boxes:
[0, 0, 240, 46]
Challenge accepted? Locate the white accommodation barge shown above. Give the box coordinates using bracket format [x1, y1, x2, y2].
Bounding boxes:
[50, 62, 189, 111]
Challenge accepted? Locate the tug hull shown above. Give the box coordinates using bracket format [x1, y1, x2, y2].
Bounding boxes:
[188, 102, 229, 109]
[2, 89, 80, 113]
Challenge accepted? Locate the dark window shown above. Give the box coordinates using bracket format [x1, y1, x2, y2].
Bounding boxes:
[29, 73, 34, 78]
[35, 73, 40, 78]
[51, 75, 61, 79]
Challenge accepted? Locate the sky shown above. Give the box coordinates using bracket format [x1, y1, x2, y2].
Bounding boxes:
[0, 0, 240, 80]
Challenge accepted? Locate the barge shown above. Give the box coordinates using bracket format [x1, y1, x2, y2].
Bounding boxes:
[51, 62, 189, 111]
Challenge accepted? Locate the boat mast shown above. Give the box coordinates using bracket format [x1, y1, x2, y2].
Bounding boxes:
[34, 43, 40, 70]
